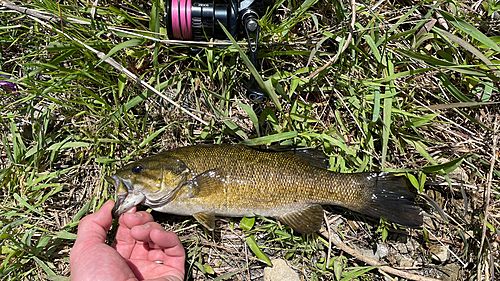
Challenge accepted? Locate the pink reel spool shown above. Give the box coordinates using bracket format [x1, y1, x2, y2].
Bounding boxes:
[171, 0, 192, 39]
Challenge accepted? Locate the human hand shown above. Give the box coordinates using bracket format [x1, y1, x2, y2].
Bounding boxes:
[70, 200, 185, 281]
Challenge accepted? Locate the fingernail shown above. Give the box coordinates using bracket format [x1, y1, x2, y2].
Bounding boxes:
[154, 228, 166, 233]
[133, 212, 142, 218]
[140, 224, 150, 229]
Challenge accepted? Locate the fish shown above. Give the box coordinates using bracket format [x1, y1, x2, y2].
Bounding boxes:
[106, 144, 423, 233]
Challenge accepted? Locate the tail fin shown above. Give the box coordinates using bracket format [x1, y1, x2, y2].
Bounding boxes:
[356, 172, 423, 227]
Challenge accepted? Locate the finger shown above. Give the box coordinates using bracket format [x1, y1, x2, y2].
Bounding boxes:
[129, 222, 165, 242]
[74, 200, 115, 247]
[150, 229, 185, 271]
[150, 229, 184, 251]
[127, 223, 166, 260]
[122, 210, 155, 229]
[128, 224, 183, 262]
[114, 208, 149, 259]
[114, 209, 154, 248]
[126, 260, 184, 281]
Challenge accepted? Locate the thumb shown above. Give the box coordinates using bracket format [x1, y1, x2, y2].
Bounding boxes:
[74, 200, 115, 246]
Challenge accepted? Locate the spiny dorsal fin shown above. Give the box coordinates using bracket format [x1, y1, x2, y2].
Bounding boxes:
[193, 212, 216, 231]
[278, 204, 324, 233]
[249, 145, 330, 169]
[287, 148, 330, 169]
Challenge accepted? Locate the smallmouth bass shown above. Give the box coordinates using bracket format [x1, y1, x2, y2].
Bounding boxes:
[107, 144, 422, 233]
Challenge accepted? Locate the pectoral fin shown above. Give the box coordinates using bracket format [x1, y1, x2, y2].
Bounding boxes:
[193, 212, 216, 231]
[278, 204, 324, 233]
[193, 169, 224, 189]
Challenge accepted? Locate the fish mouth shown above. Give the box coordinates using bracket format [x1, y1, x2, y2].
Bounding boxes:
[105, 175, 144, 218]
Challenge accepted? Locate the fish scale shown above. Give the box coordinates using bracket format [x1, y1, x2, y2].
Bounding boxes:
[107, 144, 423, 233]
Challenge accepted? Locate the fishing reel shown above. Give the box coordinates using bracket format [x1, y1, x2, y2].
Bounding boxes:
[164, 0, 268, 103]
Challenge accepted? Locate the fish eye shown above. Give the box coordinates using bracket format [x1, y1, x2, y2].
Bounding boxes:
[131, 165, 144, 174]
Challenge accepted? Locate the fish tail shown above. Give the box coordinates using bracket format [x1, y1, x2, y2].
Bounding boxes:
[353, 172, 423, 227]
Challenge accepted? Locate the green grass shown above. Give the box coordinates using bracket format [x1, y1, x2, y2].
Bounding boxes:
[1, 0, 499, 280]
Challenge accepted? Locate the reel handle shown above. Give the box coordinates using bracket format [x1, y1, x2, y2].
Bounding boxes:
[243, 11, 267, 103]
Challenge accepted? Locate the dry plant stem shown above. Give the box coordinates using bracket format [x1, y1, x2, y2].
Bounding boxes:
[319, 227, 440, 281]
[45, 17, 209, 125]
[0, 0, 58, 22]
[1, 0, 209, 125]
[427, 229, 467, 267]
[324, 213, 332, 270]
[378, 269, 396, 281]
[307, 0, 356, 80]
[477, 115, 499, 281]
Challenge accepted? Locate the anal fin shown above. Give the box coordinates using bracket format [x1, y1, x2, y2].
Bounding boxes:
[193, 212, 216, 231]
[278, 204, 324, 233]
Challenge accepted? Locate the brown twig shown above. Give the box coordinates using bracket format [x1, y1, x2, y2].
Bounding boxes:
[307, 0, 356, 80]
[324, 212, 332, 270]
[478, 114, 499, 281]
[319, 227, 440, 281]
[0, 0, 59, 22]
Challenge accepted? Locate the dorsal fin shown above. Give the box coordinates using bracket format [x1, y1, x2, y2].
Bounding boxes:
[250, 145, 330, 169]
[288, 148, 330, 169]
[278, 204, 324, 233]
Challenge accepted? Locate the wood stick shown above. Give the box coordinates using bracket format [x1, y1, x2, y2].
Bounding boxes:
[477, 115, 499, 281]
[319, 227, 441, 281]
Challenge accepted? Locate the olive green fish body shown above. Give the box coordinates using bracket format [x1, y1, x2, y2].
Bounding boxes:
[108, 144, 422, 233]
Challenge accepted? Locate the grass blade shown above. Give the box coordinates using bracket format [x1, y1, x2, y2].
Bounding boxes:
[371, 86, 381, 122]
[422, 154, 467, 175]
[438, 10, 500, 52]
[381, 96, 392, 169]
[33, 256, 55, 276]
[240, 131, 297, 146]
[433, 27, 500, 73]
[13, 194, 45, 217]
[219, 23, 282, 111]
[437, 73, 474, 103]
[245, 235, 272, 266]
[46, 141, 91, 151]
[97, 39, 143, 66]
